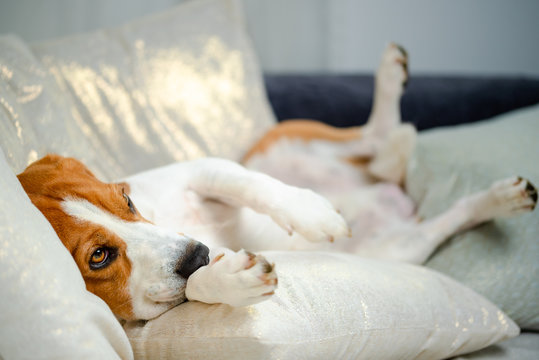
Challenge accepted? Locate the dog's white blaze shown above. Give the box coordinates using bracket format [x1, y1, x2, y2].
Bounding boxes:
[62, 198, 193, 319]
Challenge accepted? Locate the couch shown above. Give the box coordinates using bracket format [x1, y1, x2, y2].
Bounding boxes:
[1, 0, 538, 359]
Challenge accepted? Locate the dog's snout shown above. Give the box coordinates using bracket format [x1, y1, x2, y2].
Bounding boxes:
[175, 242, 210, 279]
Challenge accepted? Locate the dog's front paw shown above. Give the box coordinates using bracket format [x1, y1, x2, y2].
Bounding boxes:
[185, 250, 277, 307]
[269, 187, 350, 243]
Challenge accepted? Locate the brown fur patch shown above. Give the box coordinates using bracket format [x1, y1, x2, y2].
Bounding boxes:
[17, 154, 149, 319]
[242, 119, 362, 163]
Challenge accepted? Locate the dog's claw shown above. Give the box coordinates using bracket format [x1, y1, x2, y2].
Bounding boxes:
[525, 180, 537, 205]
[210, 253, 225, 265]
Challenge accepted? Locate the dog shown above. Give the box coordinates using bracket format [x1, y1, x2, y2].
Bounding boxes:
[17, 44, 537, 321]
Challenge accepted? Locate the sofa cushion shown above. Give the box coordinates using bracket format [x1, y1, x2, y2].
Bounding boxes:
[264, 74, 539, 130]
[124, 251, 518, 360]
[453, 333, 539, 360]
[406, 104, 539, 330]
[0, 0, 275, 181]
[0, 148, 133, 359]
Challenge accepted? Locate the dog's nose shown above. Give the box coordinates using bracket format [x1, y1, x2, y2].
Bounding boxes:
[175, 242, 210, 279]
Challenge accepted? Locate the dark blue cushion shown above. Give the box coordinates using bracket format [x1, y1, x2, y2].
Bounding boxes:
[264, 74, 539, 130]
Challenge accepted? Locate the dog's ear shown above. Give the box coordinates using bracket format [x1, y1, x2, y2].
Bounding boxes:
[19, 154, 96, 179]
[17, 154, 99, 199]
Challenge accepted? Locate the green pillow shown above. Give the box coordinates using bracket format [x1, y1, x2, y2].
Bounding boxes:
[406, 104, 539, 330]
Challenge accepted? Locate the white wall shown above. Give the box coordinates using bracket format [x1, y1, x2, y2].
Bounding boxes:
[0, 0, 181, 42]
[243, 0, 539, 76]
[0, 0, 538, 76]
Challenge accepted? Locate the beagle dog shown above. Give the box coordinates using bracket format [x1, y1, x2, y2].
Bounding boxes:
[17, 44, 537, 321]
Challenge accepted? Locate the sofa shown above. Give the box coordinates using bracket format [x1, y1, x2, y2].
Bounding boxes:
[1, 0, 538, 359]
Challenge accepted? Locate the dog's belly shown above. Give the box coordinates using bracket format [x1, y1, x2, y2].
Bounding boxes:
[327, 184, 415, 252]
[247, 138, 375, 192]
[246, 139, 416, 251]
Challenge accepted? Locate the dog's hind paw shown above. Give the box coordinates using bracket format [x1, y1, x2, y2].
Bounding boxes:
[185, 250, 277, 307]
[376, 42, 409, 98]
[474, 176, 537, 221]
[492, 176, 537, 215]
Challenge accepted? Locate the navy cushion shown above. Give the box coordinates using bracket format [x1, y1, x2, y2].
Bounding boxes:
[264, 74, 539, 130]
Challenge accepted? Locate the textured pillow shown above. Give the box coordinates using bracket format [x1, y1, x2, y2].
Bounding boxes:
[124, 251, 518, 360]
[0, 0, 275, 180]
[406, 104, 539, 330]
[0, 148, 133, 359]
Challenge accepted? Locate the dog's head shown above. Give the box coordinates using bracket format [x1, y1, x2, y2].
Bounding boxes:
[17, 154, 209, 320]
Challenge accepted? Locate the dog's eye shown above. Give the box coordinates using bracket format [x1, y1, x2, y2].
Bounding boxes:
[89, 248, 110, 269]
[123, 192, 137, 214]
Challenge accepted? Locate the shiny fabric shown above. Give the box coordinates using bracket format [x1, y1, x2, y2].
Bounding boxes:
[0, 0, 275, 357]
[406, 104, 539, 330]
[124, 251, 518, 360]
[0, 0, 275, 181]
[0, 35, 99, 175]
[0, 148, 133, 359]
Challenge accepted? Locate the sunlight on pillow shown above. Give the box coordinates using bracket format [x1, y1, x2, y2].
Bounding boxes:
[125, 251, 518, 360]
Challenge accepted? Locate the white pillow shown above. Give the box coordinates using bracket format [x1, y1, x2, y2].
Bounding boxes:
[125, 251, 518, 360]
[26, 0, 275, 181]
[0, 149, 133, 359]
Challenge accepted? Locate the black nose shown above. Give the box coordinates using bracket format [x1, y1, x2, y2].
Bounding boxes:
[175, 242, 210, 279]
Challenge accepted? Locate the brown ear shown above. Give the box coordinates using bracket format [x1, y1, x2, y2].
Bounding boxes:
[17, 154, 98, 198]
[19, 154, 96, 178]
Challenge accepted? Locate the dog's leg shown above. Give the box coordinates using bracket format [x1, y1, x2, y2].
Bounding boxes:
[364, 43, 408, 139]
[188, 157, 349, 243]
[360, 43, 416, 184]
[361, 176, 537, 264]
[366, 124, 416, 184]
[186, 249, 278, 306]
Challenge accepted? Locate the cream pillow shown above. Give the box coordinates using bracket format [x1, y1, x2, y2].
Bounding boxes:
[28, 0, 275, 181]
[125, 251, 518, 360]
[0, 149, 133, 359]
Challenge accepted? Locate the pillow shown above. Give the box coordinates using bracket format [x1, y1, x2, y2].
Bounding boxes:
[0, 0, 275, 180]
[0, 35, 101, 175]
[0, 148, 133, 359]
[124, 251, 518, 360]
[29, 0, 275, 180]
[406, 104, 539, 330]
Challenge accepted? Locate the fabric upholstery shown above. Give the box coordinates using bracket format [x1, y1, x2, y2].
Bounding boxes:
[406, 104, 539, 330]
[0, 0, 275, 181]
[454, 332, 539, 360]
[264, 74, 539, 130]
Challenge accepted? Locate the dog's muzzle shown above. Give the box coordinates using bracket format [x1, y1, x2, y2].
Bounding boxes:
[175, 242, 210, 279]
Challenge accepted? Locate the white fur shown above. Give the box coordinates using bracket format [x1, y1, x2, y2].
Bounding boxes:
[186, 249, 277, 307]
[62, 198, 194, 319]
[118, 157, 348, 311]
